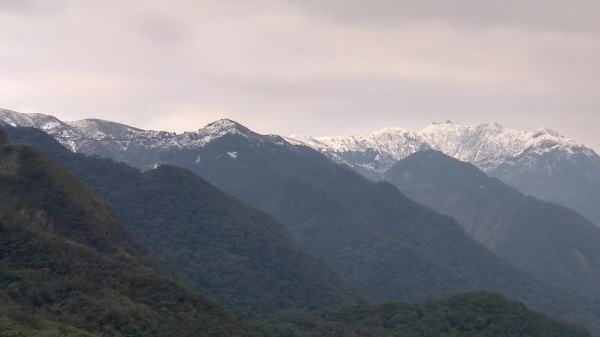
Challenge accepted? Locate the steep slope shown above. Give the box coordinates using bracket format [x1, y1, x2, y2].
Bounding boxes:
[3, 125, 367, 314]
[384, 150, 600, 297]
[492, 143, 600, 229]
[0, 133, 253, 336]
[117, 165, 367, 313]
[255, 292, 592, 337]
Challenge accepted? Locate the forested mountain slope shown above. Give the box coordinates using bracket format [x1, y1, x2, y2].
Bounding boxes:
[0, 130, 253, 336]
[255, 292, 592, 337]
[385, 150, 600, 297]
[2, 126, 366, 314]
[150, 122, 600, 335]
[5, 124, 600, 335]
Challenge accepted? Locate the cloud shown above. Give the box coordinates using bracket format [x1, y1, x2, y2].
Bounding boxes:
[0, 0, 598, 151]
[0, 0, 63, 15]
[285, 0, 600, 34]
[140, 15, 189, 44]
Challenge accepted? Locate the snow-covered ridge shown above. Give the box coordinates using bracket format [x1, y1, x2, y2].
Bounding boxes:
[65, 119, 148, 141]
[193, 119, 249, 147]
[1, 108, 595, 180]
[420, 122, 587, 170]
[4, 107, 599, 228]
[287, 127, 428, 161]
[286, 121, 594, 176]
[0, 109, 82, 140]
[0, 109, 251, 152]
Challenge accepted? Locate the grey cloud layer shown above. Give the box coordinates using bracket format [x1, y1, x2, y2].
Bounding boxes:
[0, 0, 598, 151]
[289, 0, 600, 32]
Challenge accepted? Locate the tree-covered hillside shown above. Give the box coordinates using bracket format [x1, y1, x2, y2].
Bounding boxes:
[255, 292, 591, 337]
[2, 126, 366, 314]
[385, 150, 600, 297]
[5, 125, 600, 335]
[0, 136, 253, 336]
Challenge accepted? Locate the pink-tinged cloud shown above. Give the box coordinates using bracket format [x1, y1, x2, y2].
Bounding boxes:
[0, 0, 599, 150]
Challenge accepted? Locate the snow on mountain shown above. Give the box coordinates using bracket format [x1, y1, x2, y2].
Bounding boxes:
[286, 120, 600, 227]
[419, 121, 590, 171]
[67, 118, 250, 150]
[65, 119, 148, 141]
[0, 109, 253, 154]
[0, 108, 81, 140]
[364, 127, 428, 157]
[193, 119, 250, 147]
[287, 120, 594, 178]
[286, 127, 429, 177]
[1, 108, 593, 177]
[2, 107, 600, 226]
[288, 127, 426, 156]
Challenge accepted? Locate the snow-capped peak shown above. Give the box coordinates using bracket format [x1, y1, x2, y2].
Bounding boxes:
[0, 110, 257, 152]
[2, 107, 596, 182]
[191, 119, 250, 147]
[285, 127, 429, 175]
[418, 121, 533, 168]
[531, 126, 579, 146]
[287, 120, 595, 178]
[1, 109, 62, 130]
[201, 118, 248, 134]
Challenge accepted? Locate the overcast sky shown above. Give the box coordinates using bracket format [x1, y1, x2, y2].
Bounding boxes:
[1, 0, 599, 150]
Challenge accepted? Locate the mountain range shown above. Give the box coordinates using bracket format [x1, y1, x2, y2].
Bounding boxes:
[286, 121, 600, 227]
[4, 115, 600, 334]
[2, 124, 367, 315]
[2, 128, 593, 337]
[2, 109, 598, 228]
[4, 109, 600, 334]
